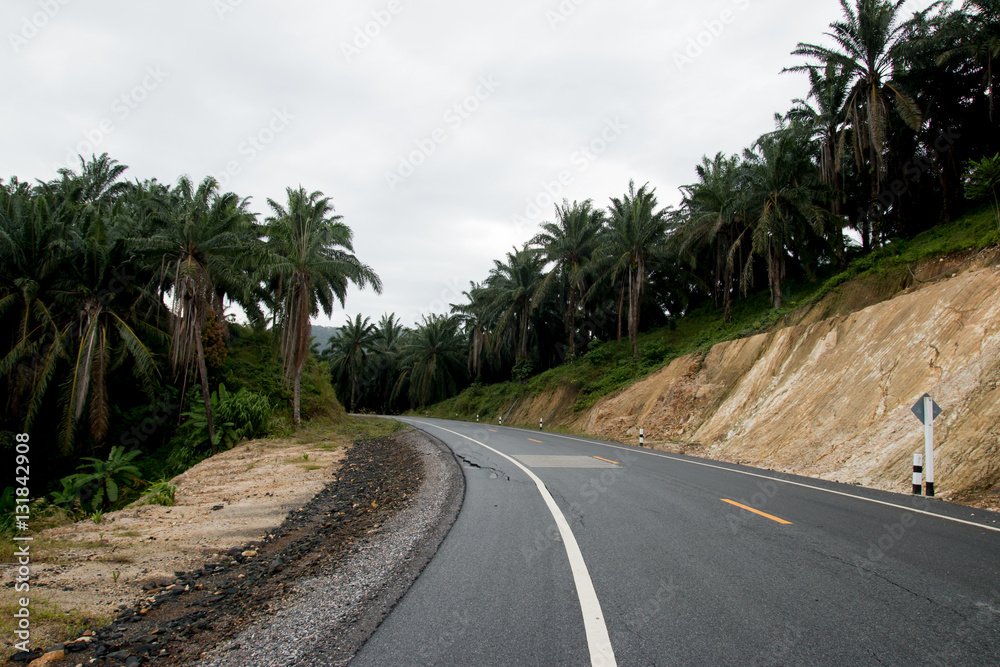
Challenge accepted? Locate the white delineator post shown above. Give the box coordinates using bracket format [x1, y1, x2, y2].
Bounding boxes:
[639, 428, 644, 447]
[912, 453, 923, 495]
[924, 395, 935, 497]
[540, 417, 543, 431]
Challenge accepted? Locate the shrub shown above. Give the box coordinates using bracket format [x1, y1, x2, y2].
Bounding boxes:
[136, 479, 177, 507]
[54, 446, 143, 512]
[217, 385, 273, 439]
[512, 359, 534, 382]
[180, 383, 273, 451]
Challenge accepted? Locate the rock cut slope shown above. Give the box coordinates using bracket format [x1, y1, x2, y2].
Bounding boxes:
[517, 255, 1000, 503]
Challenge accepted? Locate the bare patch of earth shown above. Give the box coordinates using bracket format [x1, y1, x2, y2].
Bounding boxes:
[2, 434, 351, 662]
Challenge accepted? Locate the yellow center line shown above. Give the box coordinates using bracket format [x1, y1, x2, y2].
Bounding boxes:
[528, 438, 543, 443]
[721, 499, 793, 525]
[488, 429, 498, 432]
[593, 456, 620, 465]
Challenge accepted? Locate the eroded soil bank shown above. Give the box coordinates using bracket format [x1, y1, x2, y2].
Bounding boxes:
[509, 253, 1000, 508]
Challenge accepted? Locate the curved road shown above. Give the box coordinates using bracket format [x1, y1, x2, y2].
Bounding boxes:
[351, 418, 1000, 666]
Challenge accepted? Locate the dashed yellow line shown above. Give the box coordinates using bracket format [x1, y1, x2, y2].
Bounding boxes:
[721, 499, 793, 525]
[528, 438, 543, 443]
[488, 429, 498, 432]
[593, 456, 620, 465]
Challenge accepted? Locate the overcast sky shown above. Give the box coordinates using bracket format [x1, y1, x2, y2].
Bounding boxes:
[3, 0, 937, 329]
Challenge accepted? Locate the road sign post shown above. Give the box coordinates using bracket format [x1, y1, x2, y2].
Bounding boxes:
[924, 396, 935, 496]
[911, 394, 942, 496]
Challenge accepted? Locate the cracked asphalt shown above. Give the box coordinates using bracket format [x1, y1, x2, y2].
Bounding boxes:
[351, 418, 1000, 666]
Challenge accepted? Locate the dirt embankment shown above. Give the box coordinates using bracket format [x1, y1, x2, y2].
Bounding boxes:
[511, 251, 1000, 506]
[1, 435, 347, 661]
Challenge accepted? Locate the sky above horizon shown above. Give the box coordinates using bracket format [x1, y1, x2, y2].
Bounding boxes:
[3, 0, 937, 329]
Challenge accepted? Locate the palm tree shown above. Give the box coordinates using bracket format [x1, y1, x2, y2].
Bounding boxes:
[394, 314, 467, 408]
[478, 247, 545, 363]
[791, 0, 923, 248]
[50, 153, 131, 207]
[742, 122, 825, 309]
[602, 181, 671, 359]
[452, 281, 493, 380]
[677, 153, 746, 321]
[134, 175, 261, 452]
[60, 198, 163, 449]
[2, 158, 167, 453]
[369, 313, 406, 412]
[327, 314, 377, 412]
[0, 178, 73, 435]
[936, 1, 1000, 121]
[787, 61, 853, 266]
[531, 200, 605, 360]
[266, 187, 381, 429]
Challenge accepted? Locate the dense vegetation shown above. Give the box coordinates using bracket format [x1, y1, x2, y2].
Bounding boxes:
[321, 0, 1000, 414]
[0, 158, 380, 516]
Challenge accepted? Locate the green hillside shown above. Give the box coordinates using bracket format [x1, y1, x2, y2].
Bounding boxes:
[419, 209, 999, 423]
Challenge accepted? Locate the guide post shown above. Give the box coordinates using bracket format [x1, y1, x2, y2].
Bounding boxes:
[911, 394, 942, 497]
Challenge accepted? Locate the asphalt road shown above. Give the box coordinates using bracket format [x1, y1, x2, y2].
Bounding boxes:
[350, 418, 1000, 666]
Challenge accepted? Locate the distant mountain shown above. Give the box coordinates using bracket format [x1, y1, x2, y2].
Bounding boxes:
[311, 324, 340, 352]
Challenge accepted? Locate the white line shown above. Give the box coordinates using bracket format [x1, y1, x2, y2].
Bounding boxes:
[410, 420, 617, 667]
[533, 430, 1000, 534]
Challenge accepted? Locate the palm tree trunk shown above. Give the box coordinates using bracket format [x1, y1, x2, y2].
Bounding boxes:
[769, 244, 783, 310]
[195, 333, 217, 453]
[177, 369, 189, 426]
[629, 266, 640, 360]
[567, 289, 577, 360]
[616, 284, 624, 342]
[520, 302, 530, 360]
[293, 366, 302, 430]
[723, 263, 733, 323]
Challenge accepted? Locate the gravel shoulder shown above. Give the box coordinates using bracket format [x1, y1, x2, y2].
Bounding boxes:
[5, 426, 464, 666]
[200, 427, 464, 667]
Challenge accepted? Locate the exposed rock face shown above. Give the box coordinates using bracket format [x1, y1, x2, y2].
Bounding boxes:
[517, 259, 1000, 500]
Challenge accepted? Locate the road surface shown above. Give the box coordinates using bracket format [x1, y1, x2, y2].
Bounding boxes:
[351, 418, 1000, 666]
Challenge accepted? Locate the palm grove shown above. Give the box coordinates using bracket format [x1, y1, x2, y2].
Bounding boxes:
[1, 157, 380, 512]
[2, 0, 999, 509]
[327, 0, 1000, 413]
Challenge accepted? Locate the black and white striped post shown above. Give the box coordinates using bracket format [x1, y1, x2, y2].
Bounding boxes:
[912, 453, 923, 495]
[476, 414, 479, 423]
[911, 393, 942, 497]
[539, 417, 543, 431]
[499, 415, 502, 426]
[639, 428, 644, 447]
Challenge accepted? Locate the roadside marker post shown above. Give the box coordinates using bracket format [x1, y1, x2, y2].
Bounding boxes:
[925, 396, 935, 496]
[911, 394, 942, 496]
[476, 415, 479, 423]
[540, 418, 543, 431]
[639, 428, 644, 447]
[912, 453, 923, 495]
[499, 415, 503, 426]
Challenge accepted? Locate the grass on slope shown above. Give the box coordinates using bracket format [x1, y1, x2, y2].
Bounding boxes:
[420, 209, 1000, 423]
